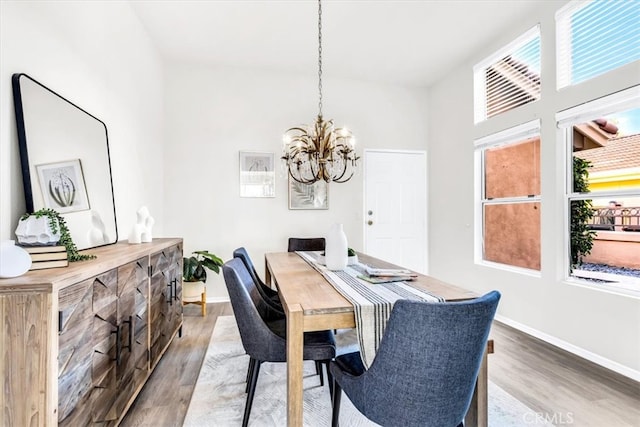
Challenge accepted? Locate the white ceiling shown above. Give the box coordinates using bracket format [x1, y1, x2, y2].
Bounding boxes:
[130, 0, 545, 88]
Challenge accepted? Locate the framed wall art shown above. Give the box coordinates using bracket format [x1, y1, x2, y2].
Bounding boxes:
[288, 177, 329, 210]
[239, 151, 275, 197]
[36, 159, 90, 213]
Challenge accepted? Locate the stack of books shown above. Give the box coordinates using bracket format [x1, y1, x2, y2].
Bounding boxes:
[358, 266, 418, 284]
[21, 245, 69, 270]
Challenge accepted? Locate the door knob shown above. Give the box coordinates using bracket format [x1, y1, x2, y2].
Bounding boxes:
[367, 220, 373, 226]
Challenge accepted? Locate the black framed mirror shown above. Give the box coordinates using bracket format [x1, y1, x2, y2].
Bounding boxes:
[12, 73, 117, 250]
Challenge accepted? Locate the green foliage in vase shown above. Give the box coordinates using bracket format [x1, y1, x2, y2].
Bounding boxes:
[570, 157, 596, 270]
[183, 250, 224, 283]
[20, 208, 96, 262]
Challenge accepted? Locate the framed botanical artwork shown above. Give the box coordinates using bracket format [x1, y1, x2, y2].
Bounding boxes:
[36, 159, 90, 213]
[239, 151, 275, 197]
[288, 177, 329, 210]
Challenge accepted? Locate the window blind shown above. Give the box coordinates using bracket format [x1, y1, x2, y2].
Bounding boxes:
[556, 0, 640, 90]
[474, 26, 541, 124]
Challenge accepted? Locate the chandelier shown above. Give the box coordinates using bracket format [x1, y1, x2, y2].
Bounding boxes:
[282, 0, 359, 184]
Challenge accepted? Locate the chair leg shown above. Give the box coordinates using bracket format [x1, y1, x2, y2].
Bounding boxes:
[325, 361, 333, 398]
[331, 380, 342, 427]
[243, 359, 261, 427]
[316, 361, 324, 386]
[245, 358, 256, 393]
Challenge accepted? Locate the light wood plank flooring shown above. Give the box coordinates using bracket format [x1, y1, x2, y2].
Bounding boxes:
[122, 303, 640, 427]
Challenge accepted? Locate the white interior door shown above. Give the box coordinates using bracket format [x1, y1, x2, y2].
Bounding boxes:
[364, 150, 427, 273]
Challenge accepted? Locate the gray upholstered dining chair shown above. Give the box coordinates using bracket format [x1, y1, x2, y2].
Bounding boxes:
[222, 258, 336, 427]
[287, 237, 326, 252]
[330, 291, 501, 427]
[233, 247, 284, 317]
[233, 246, 328, 387]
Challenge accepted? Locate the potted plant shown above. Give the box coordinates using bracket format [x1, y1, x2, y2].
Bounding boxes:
[17, 208, 95, 262]
[347, 247, 358, 265]
[182, 250, 224, 316]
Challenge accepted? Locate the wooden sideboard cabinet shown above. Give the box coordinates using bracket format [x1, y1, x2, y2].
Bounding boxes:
[0, 238, 183, 426]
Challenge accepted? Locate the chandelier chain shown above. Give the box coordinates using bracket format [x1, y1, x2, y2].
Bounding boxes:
[318, 0, 323, 117]
[281, 0, 358, 185]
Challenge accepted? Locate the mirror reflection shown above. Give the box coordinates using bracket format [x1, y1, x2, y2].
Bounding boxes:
[12, 73, 117, 250]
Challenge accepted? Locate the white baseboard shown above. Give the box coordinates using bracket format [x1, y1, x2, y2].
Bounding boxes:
[206, 296, 230, 304]
[495, 314, 640, 382]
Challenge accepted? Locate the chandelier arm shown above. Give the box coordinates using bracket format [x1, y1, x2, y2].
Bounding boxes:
[288, 167, 312, 184]
[333, 171, 355, 184]
[331, 161, 349, 182]
[286, 126, 310, 133]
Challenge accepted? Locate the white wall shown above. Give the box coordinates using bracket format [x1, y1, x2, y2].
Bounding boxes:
[427, 1, 640, 377]
[0, 1, 164, 243]
[163, 63, 429, 299]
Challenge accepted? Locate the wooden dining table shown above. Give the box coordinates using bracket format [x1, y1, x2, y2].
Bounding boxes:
[265, 251, 493, 427]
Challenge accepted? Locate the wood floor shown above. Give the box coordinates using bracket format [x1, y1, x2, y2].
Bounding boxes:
[122, 303, 640, 427]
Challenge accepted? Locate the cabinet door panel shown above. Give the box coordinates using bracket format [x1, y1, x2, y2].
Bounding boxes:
[58, 279, 94, 424]
[91, 271, 119, 423]
[113, 258, 149, 416]
[149, 250, 169, 366]
[134, 257, 150, 384]
[149, 244, 183, 367]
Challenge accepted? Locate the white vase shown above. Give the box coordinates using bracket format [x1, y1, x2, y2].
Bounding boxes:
[325, 223, 348, 271]
[0, 240, 32, 278]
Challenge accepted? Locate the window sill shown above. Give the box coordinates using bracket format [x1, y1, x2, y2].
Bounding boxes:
[564, 275, 640, 299]
[476, 260, 541, 278]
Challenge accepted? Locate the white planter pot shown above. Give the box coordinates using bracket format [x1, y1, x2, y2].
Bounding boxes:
[183, 280, 205, 301]
[15, 216, 61, 246]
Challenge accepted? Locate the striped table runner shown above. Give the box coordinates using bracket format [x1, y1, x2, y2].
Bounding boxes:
[297, 251, 443, 368]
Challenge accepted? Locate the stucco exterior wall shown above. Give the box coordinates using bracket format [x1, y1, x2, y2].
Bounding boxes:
[585, 231, 640, 269]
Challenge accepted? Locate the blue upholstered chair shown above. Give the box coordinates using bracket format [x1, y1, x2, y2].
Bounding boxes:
[330, 291, 501, 427]
[287, 237, 326, 252]
[222, 258, 336, 427]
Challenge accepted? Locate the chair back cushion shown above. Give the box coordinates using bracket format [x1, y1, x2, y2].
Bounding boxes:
[287, 237, 326, 252]
[233, 247, 266, 287]
[350, 291, 500, 427]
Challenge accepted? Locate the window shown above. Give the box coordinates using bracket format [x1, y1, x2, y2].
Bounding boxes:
[557, 86, 640, 293]
[556, 0, 640, 89]
[475, 120, 541, 272]
[474, 26, 541, 123]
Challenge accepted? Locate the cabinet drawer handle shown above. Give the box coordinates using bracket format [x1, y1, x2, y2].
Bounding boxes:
[122, 315, 133, 353]
[173, 278, 179, 301]
[166, 281, 173, 305]
[112, 325, 122, 366]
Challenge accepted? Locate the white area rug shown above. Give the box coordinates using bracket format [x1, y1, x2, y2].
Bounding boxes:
[184, 316, 548, 427]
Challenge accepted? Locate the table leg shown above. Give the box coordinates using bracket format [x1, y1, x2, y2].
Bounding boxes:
[265, 264, 272, 288]
[287, 304, 304, 427]
[465, 344, 490, 427]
